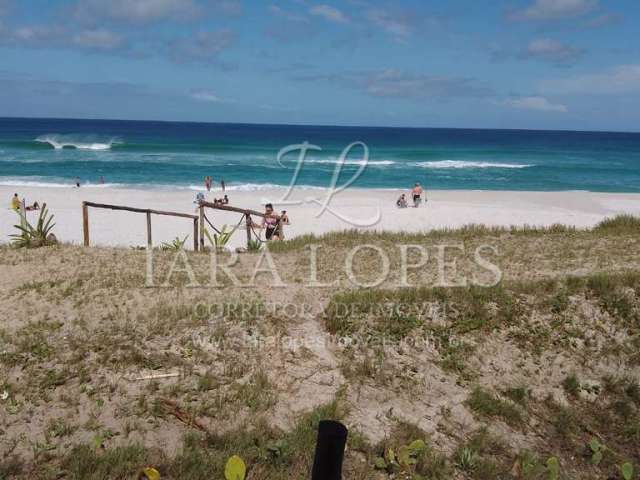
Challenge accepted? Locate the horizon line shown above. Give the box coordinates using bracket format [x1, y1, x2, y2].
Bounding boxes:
[1, 115, 638, 136]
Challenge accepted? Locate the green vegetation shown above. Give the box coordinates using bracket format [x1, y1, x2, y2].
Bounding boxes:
[10, 204, 57, 248]
[160, 235, 188, 251]
[466, 387, 523, 426]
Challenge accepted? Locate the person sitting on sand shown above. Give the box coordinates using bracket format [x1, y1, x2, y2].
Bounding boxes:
[396, 194, 408, 208]
[411, 182, 423, 207]
[222, 195, 229, 205]
[25, 202, 40, 212]
[262, 203, 282, 241]
[11, 193, 20, 211]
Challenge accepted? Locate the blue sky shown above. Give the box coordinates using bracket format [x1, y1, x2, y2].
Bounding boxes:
[0, 0, 639, 131]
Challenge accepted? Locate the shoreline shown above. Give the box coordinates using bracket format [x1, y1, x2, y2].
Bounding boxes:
[2, 185, 640, 249]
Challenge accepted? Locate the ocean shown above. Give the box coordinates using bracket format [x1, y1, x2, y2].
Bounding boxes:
[1, 117, 639, 192]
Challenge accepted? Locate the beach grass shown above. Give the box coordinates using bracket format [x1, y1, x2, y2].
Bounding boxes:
[1, 219, 640, 479]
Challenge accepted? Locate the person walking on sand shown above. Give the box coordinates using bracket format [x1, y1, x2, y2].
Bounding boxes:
[221, 178, 225, 192]
[411, 182, 424, 207]
[11, 193, 20, 211]
[261, 203, 282, 241]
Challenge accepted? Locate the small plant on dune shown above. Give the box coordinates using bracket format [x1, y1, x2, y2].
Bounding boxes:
[373, 439, 428, 475]
[546, 456, 561, 480]
[247, 238, 262, 252]
[620, 462, 634, 480]
[10, 204, 56, 248]
[160, 235, 188, 251]
[224, 455, 246, 480]
[562, 374, 581, 397]
[588, 438, 606, 465]
[594, 214, 640, 233]
[455, 446, 478, 472]
[204, 225, 235, 251]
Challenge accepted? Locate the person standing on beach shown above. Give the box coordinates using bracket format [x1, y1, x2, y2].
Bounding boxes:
[221, 178, 225, 192]
[204, 176, 211, 192]
[11, 193, 20, 211]
[411, 182, 423, 207]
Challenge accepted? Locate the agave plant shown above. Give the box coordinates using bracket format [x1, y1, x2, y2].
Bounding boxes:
[160, 235, 188, 251]
[247, 238, 262, 252]
[10, 204, 57, 248]
[204, 224, 235, 251]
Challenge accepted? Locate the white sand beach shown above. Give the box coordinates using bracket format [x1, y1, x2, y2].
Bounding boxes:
[2, 186, 640, 249]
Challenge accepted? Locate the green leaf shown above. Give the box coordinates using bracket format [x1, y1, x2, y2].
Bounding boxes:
[397, 445, 411, 467]
[621, 462, 634, 480]
[224, 455, 246, 480]
[407, 439, 427, 454]
[591, 450, 603, 465]
[546, 456, 560, 480]
[373, 457, 387, 470]
[589, 438, 602, 453]
[384, 447, 395, 464]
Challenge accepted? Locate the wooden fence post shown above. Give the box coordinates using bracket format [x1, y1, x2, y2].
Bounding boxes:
[199, 206, 205, 249]
[193, 217, 199, 251]
[245, 212, 252, 249]
[82, 202, 89, 247]
[146, 210, 152, 249]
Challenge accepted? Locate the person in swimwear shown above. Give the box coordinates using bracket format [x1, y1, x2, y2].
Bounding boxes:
[411, 182, 424, 207]
[11, 193, 20, 211]
[262, 203, 282, 241]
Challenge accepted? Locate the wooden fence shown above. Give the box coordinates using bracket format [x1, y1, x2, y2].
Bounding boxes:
[82, 201, 199, 250]
[197, 201, 266, 249]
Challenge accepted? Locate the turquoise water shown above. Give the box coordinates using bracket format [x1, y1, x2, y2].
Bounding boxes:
[1, 117, 639, 192]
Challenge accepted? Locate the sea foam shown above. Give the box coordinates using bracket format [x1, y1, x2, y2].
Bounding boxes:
[413, 160, 533, 169]
[35, 134, 121, 151]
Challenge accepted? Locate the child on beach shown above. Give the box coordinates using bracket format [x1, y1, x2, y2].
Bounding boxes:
[396, 194, 408, 208]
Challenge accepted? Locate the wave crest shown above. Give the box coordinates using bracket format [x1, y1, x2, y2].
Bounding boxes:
[413, 160, 533, 169]
[35, 134, 121, 151]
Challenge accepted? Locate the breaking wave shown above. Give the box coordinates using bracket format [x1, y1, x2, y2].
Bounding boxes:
[35, 134, 122, 151]
[412, 160, 534, 169]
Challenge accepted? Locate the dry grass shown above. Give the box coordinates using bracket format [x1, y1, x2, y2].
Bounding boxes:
[1, 218, 639, 478]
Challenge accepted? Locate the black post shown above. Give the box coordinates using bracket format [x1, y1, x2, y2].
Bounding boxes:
[311, 420, 348, 480]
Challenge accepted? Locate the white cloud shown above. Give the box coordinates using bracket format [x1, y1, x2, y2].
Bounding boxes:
[0, 23, 127, 53]
[525, 38, 584, 64]
[269, 5, 308, 22]
[366, 9, 413, 39]
[168, 29, 235, 65]
[73, 29, 125, 50]
[189, 88, 222, 102]
[509, 0, 598, 21]
[75, 0, 199, 24]
[309, 4, 348, 24]
[297, 69, 491, 99]
[502, 96, 567, 112]
[74, 0, 241, 24]
[541, 64, 640, 95]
